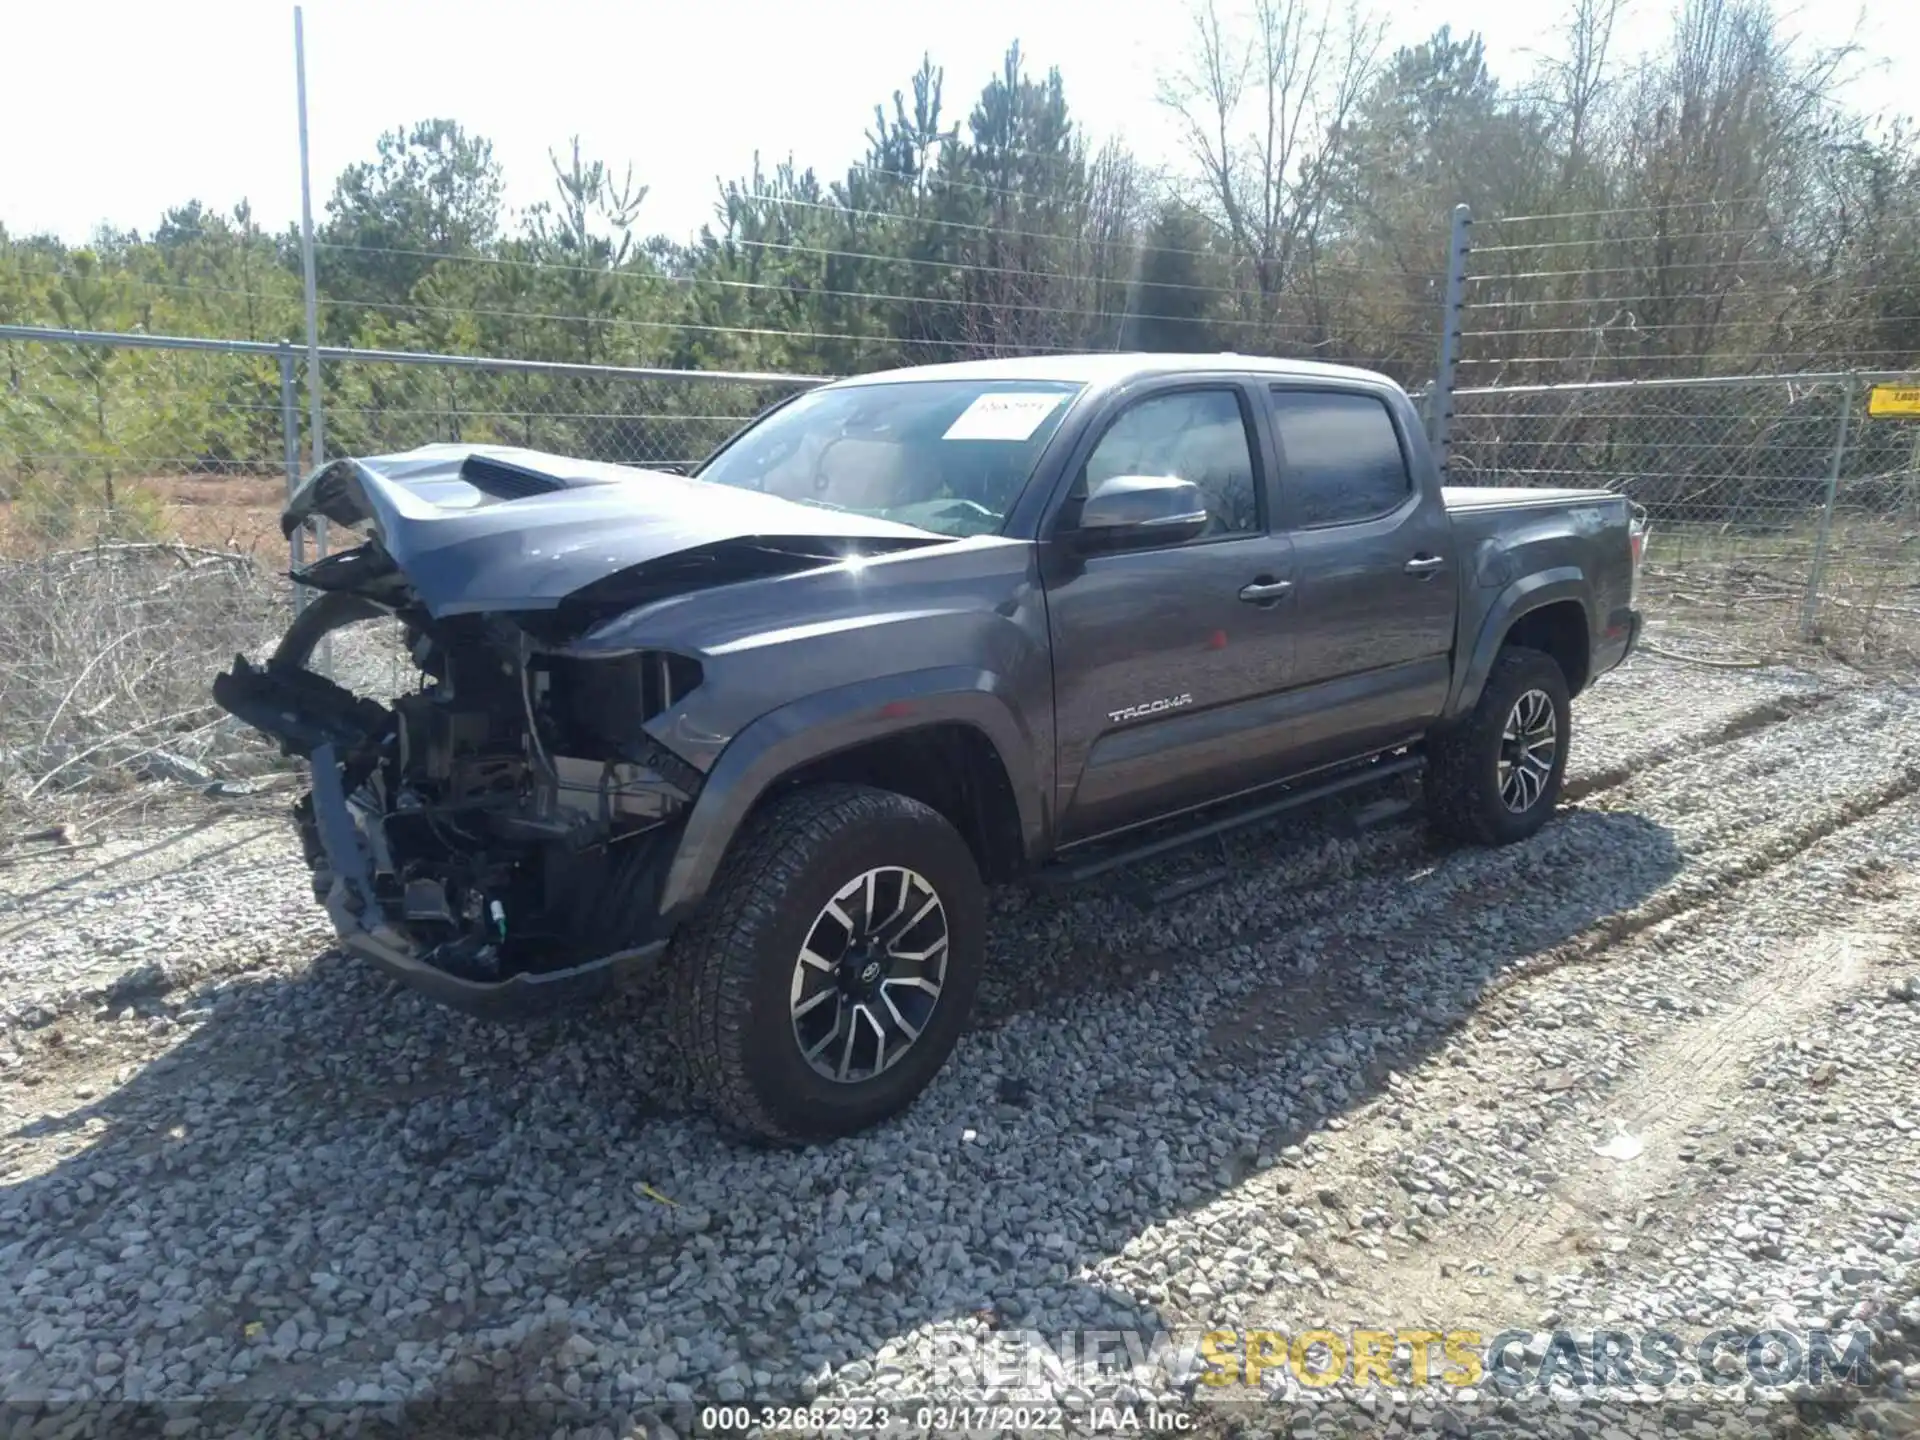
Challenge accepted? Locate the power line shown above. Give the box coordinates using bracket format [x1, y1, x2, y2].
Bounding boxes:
[310, 294, 1007, 353]
[1461, 314, 1920, 338]
[63, 212, 1440, 316]
[1469, 228, 1791, 254]
[80, 277, 953, 354]
[1479, 198, 1773, 225]
[729, 188, 1402, 276]
[1457, 349, 1920, 365]
[721, 233, 1433, 304]
[313, 288, 1414, 364]
[1463, 256, 1858, 282]
[311, 225, 1433, 311]
[310, 240, 1435, 340]
[1459, 287, 1884, 311]
[33, 272, 1440, 369]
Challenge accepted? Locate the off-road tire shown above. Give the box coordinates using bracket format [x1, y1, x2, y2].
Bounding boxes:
[1426, 645, 1571, 846]
[667, 783, 985, 1145]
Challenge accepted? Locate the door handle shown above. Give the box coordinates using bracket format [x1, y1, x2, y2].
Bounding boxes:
[1404, 555, 1445, 577]
[1238, 579, 1294, 603]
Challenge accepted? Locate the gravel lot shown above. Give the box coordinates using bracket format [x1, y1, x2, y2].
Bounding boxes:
[2, 653, 1917, 1437]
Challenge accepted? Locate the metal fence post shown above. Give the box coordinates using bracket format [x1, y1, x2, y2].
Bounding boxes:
[277, 343, 308, 612]
[293, 7, 329, 589]
[1801, 372, 1856, 639]
[1428, 203, 1473, 475]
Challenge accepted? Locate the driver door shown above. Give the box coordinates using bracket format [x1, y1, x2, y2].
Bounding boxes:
[1046, 382, 1298, 845]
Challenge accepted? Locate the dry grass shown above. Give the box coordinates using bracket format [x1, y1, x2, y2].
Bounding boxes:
[0, 510, 294, 833]
[0, 474, 386, 833]
[1642, 518, 1920, 670]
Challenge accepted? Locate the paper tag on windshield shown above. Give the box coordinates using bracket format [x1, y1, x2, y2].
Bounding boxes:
[942, 392, 1065, 442]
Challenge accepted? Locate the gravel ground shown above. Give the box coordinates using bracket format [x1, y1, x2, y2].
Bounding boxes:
[1, 653, 1916, 1439]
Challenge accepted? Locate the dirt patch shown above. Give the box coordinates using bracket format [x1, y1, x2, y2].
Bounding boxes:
[0, 472, 287, 559]
[136, 473, 289, 554]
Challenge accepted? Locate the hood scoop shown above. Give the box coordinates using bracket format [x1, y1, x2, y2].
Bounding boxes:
[281, 443, 947, 619]
[459, 452, 571, 501]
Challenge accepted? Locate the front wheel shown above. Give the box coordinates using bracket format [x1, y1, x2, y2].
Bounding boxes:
[667, 783, 985, 1144]
[1426, 645, 1571, 846]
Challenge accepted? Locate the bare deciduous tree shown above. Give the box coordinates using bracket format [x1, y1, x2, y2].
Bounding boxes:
[1541, 0, 1627, 185]
[1159, 0, 1386, 309]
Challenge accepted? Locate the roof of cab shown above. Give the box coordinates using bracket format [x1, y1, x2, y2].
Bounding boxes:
[821, 352, 1396, 392]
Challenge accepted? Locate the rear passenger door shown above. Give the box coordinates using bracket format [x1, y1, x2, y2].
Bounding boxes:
[1265, 386, 1456, 765]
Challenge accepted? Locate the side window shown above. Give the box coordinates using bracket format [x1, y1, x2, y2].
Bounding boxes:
[1082, 389, 1260, 540]
[1268, 389, 1413, 528]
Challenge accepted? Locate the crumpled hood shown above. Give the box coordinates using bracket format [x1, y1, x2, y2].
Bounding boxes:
[282, 442, 945, 617]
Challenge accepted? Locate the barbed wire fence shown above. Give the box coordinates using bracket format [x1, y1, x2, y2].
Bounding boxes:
[1435, 203, 1920, 671]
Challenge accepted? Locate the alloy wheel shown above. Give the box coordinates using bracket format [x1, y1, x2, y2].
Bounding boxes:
[789, 866, 949, 1083]
[1498, 687, 1558, 813]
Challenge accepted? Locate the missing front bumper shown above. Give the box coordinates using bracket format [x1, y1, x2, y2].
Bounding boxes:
[332, 918, 668, 1017]
[304, 740, 672, 1015]
[215, 582, 699, 1014]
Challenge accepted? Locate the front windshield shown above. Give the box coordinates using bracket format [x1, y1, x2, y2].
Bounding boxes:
[695, 379, 1083, 538]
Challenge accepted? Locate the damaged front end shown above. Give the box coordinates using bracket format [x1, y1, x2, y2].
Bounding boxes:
[216, 589, 701, 1012]
[213, 443, 940, 1013]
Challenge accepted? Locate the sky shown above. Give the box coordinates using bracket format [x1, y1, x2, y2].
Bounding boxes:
[0, 0, 1911, 248]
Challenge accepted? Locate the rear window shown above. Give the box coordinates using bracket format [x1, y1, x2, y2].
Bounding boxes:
[1267, 389, 1413, 528]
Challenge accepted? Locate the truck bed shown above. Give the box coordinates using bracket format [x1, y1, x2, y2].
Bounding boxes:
[1442, 484, 1618, 510]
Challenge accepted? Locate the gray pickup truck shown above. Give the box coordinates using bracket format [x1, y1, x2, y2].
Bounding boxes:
[215, 353, 1646, 1143]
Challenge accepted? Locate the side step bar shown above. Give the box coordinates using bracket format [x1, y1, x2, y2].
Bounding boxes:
[1043, 753, 1425, 886]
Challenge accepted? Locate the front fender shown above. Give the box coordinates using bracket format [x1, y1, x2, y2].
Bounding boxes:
[1445, 567, 1587, 720]
[656, 667, 1044, 918]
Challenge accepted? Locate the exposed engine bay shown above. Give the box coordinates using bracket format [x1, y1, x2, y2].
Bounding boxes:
[216, 588, 702, 997]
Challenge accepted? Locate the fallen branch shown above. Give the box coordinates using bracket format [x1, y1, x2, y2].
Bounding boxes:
[1640, 641, 1777, 670]
[33, 541, 258, 569]
[38, 623, 169, 746]
[146, 559, 265, 598]
[1662, 588, 1798, 606]
[2, 823, 81, 849]
[23, 704, 223, 799]
[1818, 595, 1920, 619]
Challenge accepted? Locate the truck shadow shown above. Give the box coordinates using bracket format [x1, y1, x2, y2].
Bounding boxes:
[0, 801, 1681, 1424]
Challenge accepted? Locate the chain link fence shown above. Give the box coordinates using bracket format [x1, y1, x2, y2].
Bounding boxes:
[318, 352, 817, 476]
[0, 324, 819, 820]
[1451, 373, 1920, 668]
[4, 299, 1917, 821]
[1427, 197, 1920, 672]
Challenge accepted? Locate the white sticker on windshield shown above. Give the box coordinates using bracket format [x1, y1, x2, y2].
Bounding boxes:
[942, 392, 1065, 442]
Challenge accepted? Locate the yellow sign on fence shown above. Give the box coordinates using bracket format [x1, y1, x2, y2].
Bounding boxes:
[1868, 383, 1920, 418]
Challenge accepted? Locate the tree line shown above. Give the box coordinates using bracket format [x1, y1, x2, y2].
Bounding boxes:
[2, 0, 1917, 491]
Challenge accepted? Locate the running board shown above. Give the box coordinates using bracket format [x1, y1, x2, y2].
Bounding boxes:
[1042, 753, 1426, 886]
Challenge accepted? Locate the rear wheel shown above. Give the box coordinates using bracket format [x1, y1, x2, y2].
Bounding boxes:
[1427, 645, 1571, 845]
[667, 783, 985, 1144]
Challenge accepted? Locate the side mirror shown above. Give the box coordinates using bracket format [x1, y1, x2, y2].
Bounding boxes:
[1072, 474, 1209, 551]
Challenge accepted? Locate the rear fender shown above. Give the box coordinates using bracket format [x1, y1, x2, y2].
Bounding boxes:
[656, 668, 1044, 918]
[1445, 568, 1587, 721]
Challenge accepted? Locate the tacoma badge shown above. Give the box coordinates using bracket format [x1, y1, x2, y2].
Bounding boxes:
[1108, 693, 1194, 724]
